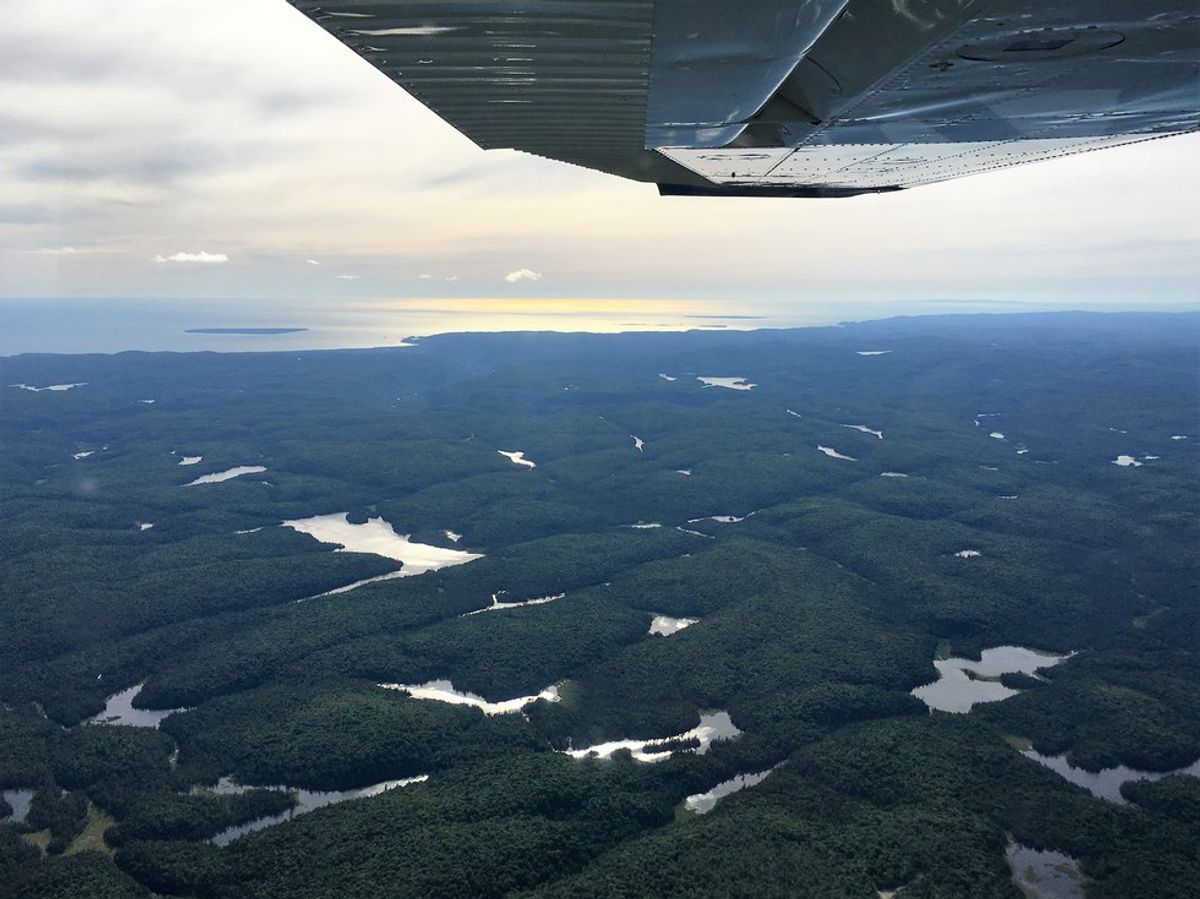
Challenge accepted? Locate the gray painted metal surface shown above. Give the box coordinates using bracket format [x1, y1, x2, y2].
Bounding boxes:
[289, 0, 1200, 196]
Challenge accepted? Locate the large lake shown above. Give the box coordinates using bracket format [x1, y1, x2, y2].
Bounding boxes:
[1, 297, 1161, 355]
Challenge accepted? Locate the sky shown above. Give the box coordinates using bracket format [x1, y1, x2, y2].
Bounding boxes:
[2, 0, 1198, 319]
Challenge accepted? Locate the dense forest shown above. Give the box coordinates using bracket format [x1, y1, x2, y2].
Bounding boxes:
[0, 312, 1197, 897]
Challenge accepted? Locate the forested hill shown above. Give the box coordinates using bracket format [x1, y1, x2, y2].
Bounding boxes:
[0, 312, 1197, 898]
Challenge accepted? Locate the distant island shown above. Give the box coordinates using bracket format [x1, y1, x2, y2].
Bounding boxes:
[185, 327, 309, 335]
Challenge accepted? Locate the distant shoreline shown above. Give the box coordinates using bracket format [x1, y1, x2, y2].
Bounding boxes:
[185, 328, 309, 335]
[0, 306, 1195, 356]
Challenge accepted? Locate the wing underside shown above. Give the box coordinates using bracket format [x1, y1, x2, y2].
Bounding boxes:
[289, 0, 1200, 196]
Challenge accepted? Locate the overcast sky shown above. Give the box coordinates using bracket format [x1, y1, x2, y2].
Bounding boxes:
[2, 0, 1197, 314]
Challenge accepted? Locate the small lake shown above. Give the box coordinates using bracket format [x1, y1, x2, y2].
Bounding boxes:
[816, 445, 856, 461]
[912, 646, 1071, 713]
[563, 711, 741, 763]
[649, 615, 698, 636]
[697, 377, 755, 391]
[1022, 750, 1200, 803]
[1007, 843, 1085, 899]
[282, 513, 482, 577]
[177, 455, 203, 466]
[841, 424, 883, 439]
[86, 684, 189, 728]
[1, 789, 34, 824]
[208, 775, 428, 846]
[498, 450, 536, 468]
[186, 465, 266, 485]
[684, 766, 779, 815]
[9, 382, 87, 392]
[464, 591, 565, 615]
[377, 679, 560, 715]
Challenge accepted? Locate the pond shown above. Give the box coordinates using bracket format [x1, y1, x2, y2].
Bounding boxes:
[816, 446, 856, 461]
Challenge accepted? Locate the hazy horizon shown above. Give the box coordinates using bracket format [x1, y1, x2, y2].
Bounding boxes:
[2, 295, 1197, 356]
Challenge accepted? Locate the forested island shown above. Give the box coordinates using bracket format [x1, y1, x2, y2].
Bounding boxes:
[0, 312, 1197, 898]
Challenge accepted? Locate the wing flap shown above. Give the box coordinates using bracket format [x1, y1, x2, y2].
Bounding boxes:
[289, 0, 1200, 195]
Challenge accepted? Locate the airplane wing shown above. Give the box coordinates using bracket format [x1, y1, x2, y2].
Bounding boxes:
[288, 0, 1200, 197]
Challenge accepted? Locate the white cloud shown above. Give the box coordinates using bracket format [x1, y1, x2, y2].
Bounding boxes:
[29, 246, 85, 255]
[305, 258, 321, 265]
[417, 273, 433, 279]
[152, 251, 228, 263]
[335, 273, 359, 280]
[504, 268, 542, 283]
[444, 275, 459, 281]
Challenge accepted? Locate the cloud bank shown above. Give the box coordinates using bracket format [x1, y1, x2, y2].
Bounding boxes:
[152, 251, 228, 264]
[0, 0, 1195, 307]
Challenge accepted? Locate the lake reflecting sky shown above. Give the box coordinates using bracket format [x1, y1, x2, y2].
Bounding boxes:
[4, 295, 1197, 356]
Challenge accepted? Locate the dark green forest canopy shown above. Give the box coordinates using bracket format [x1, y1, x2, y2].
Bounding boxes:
[0, 312, 1197, 897]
